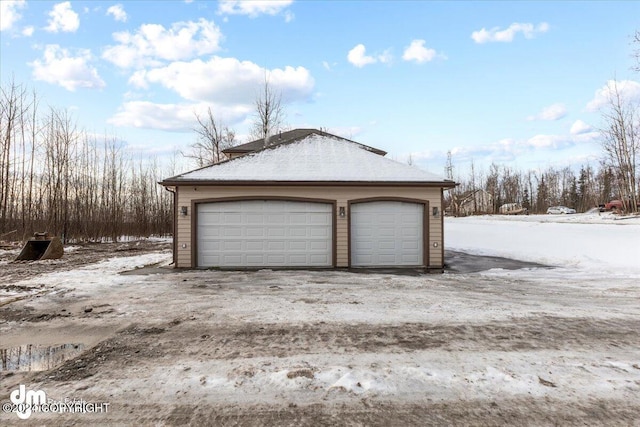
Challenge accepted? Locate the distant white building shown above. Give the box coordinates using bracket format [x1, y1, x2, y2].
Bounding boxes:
[454, 189, 494, 216]
[499, 203, 527, 215]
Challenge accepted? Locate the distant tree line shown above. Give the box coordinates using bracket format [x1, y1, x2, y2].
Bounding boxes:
[446, 161, 621, 215]
[0, 81, 173, 242]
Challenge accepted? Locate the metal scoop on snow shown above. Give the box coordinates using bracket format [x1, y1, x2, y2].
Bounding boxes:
[15, 232, 64, 261]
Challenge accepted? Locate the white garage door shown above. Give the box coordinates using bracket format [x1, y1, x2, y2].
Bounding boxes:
[350, 201, 424, 267]
[197, 200, 332, 267]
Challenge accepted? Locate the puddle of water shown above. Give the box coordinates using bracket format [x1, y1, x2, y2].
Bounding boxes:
[1, 344, 85, 371]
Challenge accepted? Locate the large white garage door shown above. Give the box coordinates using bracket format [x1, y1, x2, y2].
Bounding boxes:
[350, 201, 424, 267]
[197, 200, 332, 267]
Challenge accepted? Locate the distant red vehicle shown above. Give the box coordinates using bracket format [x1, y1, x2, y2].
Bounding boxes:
[602, 199, 640, 212]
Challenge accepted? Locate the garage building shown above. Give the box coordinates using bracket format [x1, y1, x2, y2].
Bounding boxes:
[161, 129, 456, 271]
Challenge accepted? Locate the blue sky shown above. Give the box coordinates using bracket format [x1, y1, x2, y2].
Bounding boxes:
[1, 0, 639, 176]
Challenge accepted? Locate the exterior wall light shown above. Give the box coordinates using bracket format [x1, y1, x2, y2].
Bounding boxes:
[432, 207, 439, 217]
[180, 206, 188, 216]
[339, 206, 346, 218]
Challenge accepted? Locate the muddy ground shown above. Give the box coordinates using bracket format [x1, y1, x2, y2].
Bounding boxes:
[0, 243, 639, 426]
[0, 240, 171, 283]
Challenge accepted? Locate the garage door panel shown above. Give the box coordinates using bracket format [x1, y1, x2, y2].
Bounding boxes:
[289, 213, 308, 224]
[197, 200, 332, 267]
[351, 201, 423, 267]
[222, 241, 243, 251]
[309, 228, 331, 238]
[289, 254, 308, 264]
[222, 254, 243, 264]
[223, 213, 242, 223]
[308, 213, 331, 224]
[198, 228, 221, 238]
[378, 240, 397, 250]
[309, 241, 329, 250]
[289, 227, 308, 237]
[267, 214, 286, 224]
[199, 240, 221, 251]
[309, 254, 330, 264]
[246, 227, 266, 237]
[354, 228, 374, 238]
[378, 254, 398, 264]
[243, 240, 262, 251]
[266, 254, 285, 263]
[267, 241, 286, 251]
[402, 255, 420, 263]
[401, 227, 419, 237]
[402, 240, 419, 250]
[199, 212, 222, 223]
[267, 227, 286, 237]
[378, 227, 396, 237]
[286, 241, 304, 250]
[353, 254, 373, 264]
[246, 214, 264, 224]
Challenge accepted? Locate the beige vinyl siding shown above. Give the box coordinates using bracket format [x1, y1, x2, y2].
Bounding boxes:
[175, 185, 443, 269]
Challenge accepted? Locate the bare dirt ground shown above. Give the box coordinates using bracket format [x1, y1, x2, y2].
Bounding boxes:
[0, 240, 170, 283]
[1, 244, 639, 426]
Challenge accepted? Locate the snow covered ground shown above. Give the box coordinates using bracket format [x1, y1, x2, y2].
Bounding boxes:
[446, 212, 640, 276]
[1, 216, 639, 425]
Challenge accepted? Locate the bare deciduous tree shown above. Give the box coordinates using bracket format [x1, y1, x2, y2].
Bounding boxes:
[251, 76, 285, 146]
[599, 81, 639, 212]
[633, 30, 640, 72]
[184, 107, 235, 167]
[0, 80, 172, 242]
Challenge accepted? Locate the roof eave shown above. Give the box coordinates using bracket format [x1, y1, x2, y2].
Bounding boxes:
[160, 179, 457, 188]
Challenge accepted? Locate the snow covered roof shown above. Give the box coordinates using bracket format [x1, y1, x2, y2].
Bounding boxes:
[164, 134, 452, 184]
[222, 128, 387, 156]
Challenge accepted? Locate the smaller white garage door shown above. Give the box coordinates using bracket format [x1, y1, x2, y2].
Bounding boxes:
[197, 200, 332, 267]
[350, 201, 424, 267]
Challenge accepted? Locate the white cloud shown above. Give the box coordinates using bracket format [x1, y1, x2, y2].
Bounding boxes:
[45, 2, 80, 33]
[283, 10, 295, 23]
[108, 101, 252, 131]
[1, 0, 26, 31]
[347, 44, 375, 67]
[402, 39, 437, 63]
[129, 56, 314, 104]
[585, 80, 640, 112]
[415, 121, 601, 169]
[347, 44, 392, 68]
[218, 0, 294, 18]
[378, 49, 393, 64]
[102, 19, 223, 69]
[446, 138, 520, 163]
[106, 4, 127, 22]
[471, 22, 549, 44]
[526, 134, 562, 149]
[22, 26, 34, 37]
[115, 57, 314, 131]
[526, 131, 598, 149]
[570, 120, 593, 135]
[30, 44, 105, 91]
[527, 103, 567, 121]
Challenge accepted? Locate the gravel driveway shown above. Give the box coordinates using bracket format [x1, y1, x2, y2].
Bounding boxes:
[1, 245, 639, 426]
